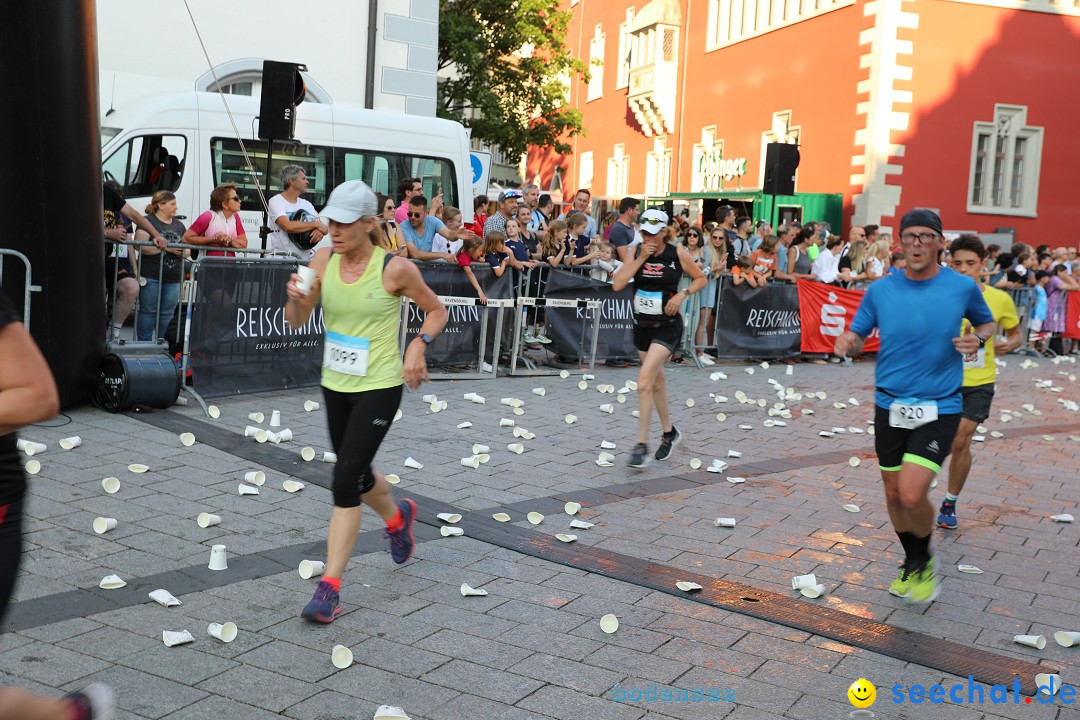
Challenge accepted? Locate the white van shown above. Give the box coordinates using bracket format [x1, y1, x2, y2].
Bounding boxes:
[100, 91, 474, 248]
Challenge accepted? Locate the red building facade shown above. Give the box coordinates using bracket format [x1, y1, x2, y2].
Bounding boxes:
[526, 0, 1080, 239]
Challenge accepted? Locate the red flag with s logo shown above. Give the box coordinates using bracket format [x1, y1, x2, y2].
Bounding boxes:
[796, 280, 881, 354]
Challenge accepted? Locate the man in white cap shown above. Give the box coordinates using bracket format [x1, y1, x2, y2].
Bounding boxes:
[285, 180, 447, 623]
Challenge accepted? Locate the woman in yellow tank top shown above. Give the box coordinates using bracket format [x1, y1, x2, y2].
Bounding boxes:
[285, 180, 447, 624]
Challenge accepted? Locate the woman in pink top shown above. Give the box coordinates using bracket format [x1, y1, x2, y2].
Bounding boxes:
[183, 184, 248, 256]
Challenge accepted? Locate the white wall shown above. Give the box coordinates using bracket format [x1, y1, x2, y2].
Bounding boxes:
[97, 0, 437, 114]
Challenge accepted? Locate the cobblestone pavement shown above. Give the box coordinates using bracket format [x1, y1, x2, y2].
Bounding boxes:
[5, 355, 1079, 719]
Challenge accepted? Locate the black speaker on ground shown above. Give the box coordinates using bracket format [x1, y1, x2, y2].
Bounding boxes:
[258, 61, 306, 140]
[763, 143, 800, 196]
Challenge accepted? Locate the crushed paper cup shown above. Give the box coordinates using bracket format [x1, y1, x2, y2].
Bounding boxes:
[301, 446, 316, 461]
[800, 584, 826, 599]
[532, 388, 546, 396]
[244, 470, 266, 486]
[564, 502, 581, 515]
[457, 422, 473, 429]
[25, 459, 41, 475]
[842, 504, 861, 513]
[128, 464, 149, 473]
[59, 436, 82, 450]
[331, 644, 353, 669]
[819, 431, 835, 438]
[929, 477, 938, 489]
[1036, 674, 1062, 697]
[957, 564, 983, 574]
[1013, 634, 1046, 650]
[972, 435, 986, 442]
[373, 706, 411, 720]
[514, 427, 535, 440]
[791, 573, 818, 590]
[527, 512, 544, 525]
[197, 513, 221, 528]
[476, 453, 491, 464]
[597, 452, 615, 464]
[990, 430, 1004, 438]
[429, 401, 446, 413]
[179, 432, 196, 447]
[394, 409, 403, 421]
[148, 589, 181, 607]
[208, 405, 221, 419]
[460, 583, 488, 597]
[727, 476, 746, 484]
[248, 412, 265, 423]
[676, 581, 703, 592]
[299, 560, 325, 579]
[737, 424, 752, 430]
[238, 483, 260, 496]
[555, 533, 577, 543]
[570, 519, 594, 529]
[583, 374, 596, 381]
[600, 614, 619, 634]
[304, 400, 320, 412]
[507, 443, 524, 454]
[690, 458, 702, 469]
[162, 630, 195, 647]
[207, 622, 237, 643]
[849, 457, 861, 467]
[500, 418, 516, 427]
[976, 424, 988, 434]
[599, 404, 614, 414]
[745, 367, 755, 375]
[404, 457, 423, 470]
[513, 406, 525, 416]
[492, 513, 511, 522]
[559, 370, 570, 379]
[437, 512, 463, 524]
[714, 517, 737, 528]
[1050, 513, 1074, 523]
[99, 574, 126, 589]
[728, 450, 742, 458]
[208, 544, 228, 570]
[384, 474, 401, 485]
[595, 459, 614, 467]
[565, 414, 577, 424]
[600, 440, 617, 449]
[440, 526, 464, 537]
[93, 517, 117, 534]
[632, 411, 640, 418]
[1054, 631, 1080, 647]
[283, 480, 305, 493]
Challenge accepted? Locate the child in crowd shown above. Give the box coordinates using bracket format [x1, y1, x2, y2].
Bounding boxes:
[590, 242, 622, 283]
[483, 231, 512, 277]
[887, 252, 906, 275]
[432, 206, 465, 257]
[731, 256, 761, 287]
[749, 235, 780, 281]
[540, 220, 568, 267]
[564, 212, 597, 267]
[456, 236, 487, 305]
[866, 239, 891, 280]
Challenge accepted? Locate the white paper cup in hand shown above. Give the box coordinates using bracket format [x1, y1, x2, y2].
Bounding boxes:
[207, 622, 237, 643]
[791, 573, 818, 590]
[296, 265, 317, 295]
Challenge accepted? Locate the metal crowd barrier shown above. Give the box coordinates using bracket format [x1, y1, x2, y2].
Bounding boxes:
[1004, 286, 1037, 354]
[0, 248, 37, 327]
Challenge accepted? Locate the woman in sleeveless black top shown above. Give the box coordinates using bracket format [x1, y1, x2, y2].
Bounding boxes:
[613, 209, 706, 468]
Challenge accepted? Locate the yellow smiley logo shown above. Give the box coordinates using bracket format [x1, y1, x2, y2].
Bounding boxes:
[847, 678, 876, 708]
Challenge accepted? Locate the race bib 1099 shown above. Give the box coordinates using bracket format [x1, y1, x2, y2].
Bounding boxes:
[323, 332, 370, 377]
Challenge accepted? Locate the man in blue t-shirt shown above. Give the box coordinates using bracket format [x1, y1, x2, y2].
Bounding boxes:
[400, 196, 474, 262]
[608, 196, 640, 265]
[834, 209, 994, 606]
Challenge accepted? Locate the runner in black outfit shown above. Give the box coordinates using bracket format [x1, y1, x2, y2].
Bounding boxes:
[613, 209, 707, 467]
[0, 290, 114, 719]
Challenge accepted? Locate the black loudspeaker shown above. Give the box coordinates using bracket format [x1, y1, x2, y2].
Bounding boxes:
[763, 143, 800, 196]
[258, 61, 306, 140]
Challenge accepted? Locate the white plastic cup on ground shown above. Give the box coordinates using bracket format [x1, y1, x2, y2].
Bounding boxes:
[1013, 634, 1046, 649]
[244, 471, 265, 486]
[25, 459, 40, 475]
[800, 584, 826, 598]
[207, 622, 237, 643]
[322, 451, 337, 462]
[254, 429, 269, 443]
[791, 573, 818, 590]
[331, 644, 353, 669]
[148, 589, 181, 607]
[274, 428, 293, 442]
[208, 544, 228, 571]
[266, 431, 282, 444]
[299, 560, 325, 579]
[197, 513, 221, 528]
[423, 394, 438, 404]
[59, 436, 82, 450]
[18, 440, 46, 456]
[207, 405, 220, 419]
[269, 410, 281, 427]
[162, 630, 195, 647]
[174, 396, 188, 406]
[471, 444, 490, 454]
[102, 477, 121, 494]
[1036, 674, 1062, 696]
[301, 446, 316, 461]
[238, 483, 260, 495]
[1054, 631, 1080, 647]
[507, 443, 524, 454]
[296, 264, 318, 295]
[93, 517, 117, 534]
[304, 400, 320, 412]
[714, 517, 737, 528]
[179, 432, 196, 447]
[461, 456, 480, 469]
[248, 412, 264, 423]
[282, 480, 305, 493]
[244, 426, 261, 438]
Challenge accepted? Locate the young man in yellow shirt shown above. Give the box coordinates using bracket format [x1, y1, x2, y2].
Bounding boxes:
[938, 235, 1022, 529]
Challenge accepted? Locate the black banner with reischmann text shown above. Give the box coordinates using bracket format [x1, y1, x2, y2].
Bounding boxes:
[543, 268, 636, 360]
[714, 276, 802, 358]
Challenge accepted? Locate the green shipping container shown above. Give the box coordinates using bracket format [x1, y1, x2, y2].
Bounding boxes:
[658, 191, 844, 232]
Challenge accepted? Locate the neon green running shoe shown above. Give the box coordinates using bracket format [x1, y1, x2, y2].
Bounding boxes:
[888, 560, 917, 598]
[905, 557, 940, 604]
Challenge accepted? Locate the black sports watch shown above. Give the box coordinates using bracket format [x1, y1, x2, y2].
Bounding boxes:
[419, 333, 434, 345]
[975, 334, 988, 348]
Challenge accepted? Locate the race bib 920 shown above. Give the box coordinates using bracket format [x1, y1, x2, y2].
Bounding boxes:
[323, 332, 370, 377]
[888, 398, 938, 429]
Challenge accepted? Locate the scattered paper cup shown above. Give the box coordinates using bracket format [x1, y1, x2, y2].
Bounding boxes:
[527, 512, 544, 525]
[18, 440, 46, 455]
[440, 526, 464, 537]
[174, 396, 188, 406]
[565, 415, 577, 424]
[373, 705, 411, 720]
[322, 452, 337, 463]
[532, 388, 546, 396]
[424, 394, 439, 404]
[800, 584, 826, 599]
[179, 432, 196, 447]
[331, 644, 353, 669]
[99, 574, 126, 589]
[437, 512, 463, 524]
[207, 622, 237, 643]
[197, 513, 221, 528]
[148, 589, 181, 607]
[394, 409, 403, 420]
[384, 474, 400, 485]
[582, 374, 595, 380]
[248, 412, 264, 423]
[404, 457, 424, 470]
[600, 440, 617, 449]
[676, 581, 702, 592]
[512, 406, 524, 416]
[471, 444, 490, 455]
[254, 431, 268, 443]
[791, 573, 818, 591]
[842, 504, 861, 513]
[207, 405, 220, 419]
[208, 544, 228, 571]
[304, 400, 320, 412]
[848, 456, 860, 467]
[162, 630, 195, 647]
[128, 464, 149, 473]
[728, 450, 742, 458]
[301, 446, 316, 461]
[59, 436, 82, 450]
[507, 443, 524, 454]
[244, 426, 261, 438]
[564, 502, 581, 515]
[559, 370, 570, 379]
[727, 476, 746, 484]
[492, 513, 511, 522]
[626, 380, 638, 390]
[499, 418, 515, 427]
[275, 428, 293, 442]
[1036, 674, 1062, 697]
[570, 519, 594, 529]
[714, 517, 737, 528]
[93, 517, 117, 534]
[598, 452, 615, 464]
[269, 410, 281, 427]
[25, 459, 41, 475]
[238, 483, 260, 496]
[715, 413, 727, 422]
[1050, 514, 1074, 523]
[600, 614, 619, 634]
[957, 564, 983, 574]
[1054, 631, 1080, 647]
[690, 458, 702, 469]
[299, 559, 325, 579]
[461, 456, 480, 469]
[555, 533, 577, 543]
[244, 470, 266, 486]
[460, 583, 488, 596]
[599, 404, 614, 414]
[102, 477, 120, 494]
[1013, 634, 1046, 650]
[283, 480, 305, 493]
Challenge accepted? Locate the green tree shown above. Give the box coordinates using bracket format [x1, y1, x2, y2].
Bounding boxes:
[438, 0, 589, 159]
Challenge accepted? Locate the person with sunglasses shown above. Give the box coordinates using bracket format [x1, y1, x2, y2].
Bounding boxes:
[400, 195, 475, 262]
[483, 189, 524, 238]
[183, 183, 248, 256]
[834, 209, 994, 605]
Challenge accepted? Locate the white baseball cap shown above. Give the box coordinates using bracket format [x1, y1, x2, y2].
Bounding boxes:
[639, 208, 669, 234]
[320, 180, 378, 224]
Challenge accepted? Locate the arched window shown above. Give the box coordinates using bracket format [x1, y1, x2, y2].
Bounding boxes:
[195, 58, 332, 104]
